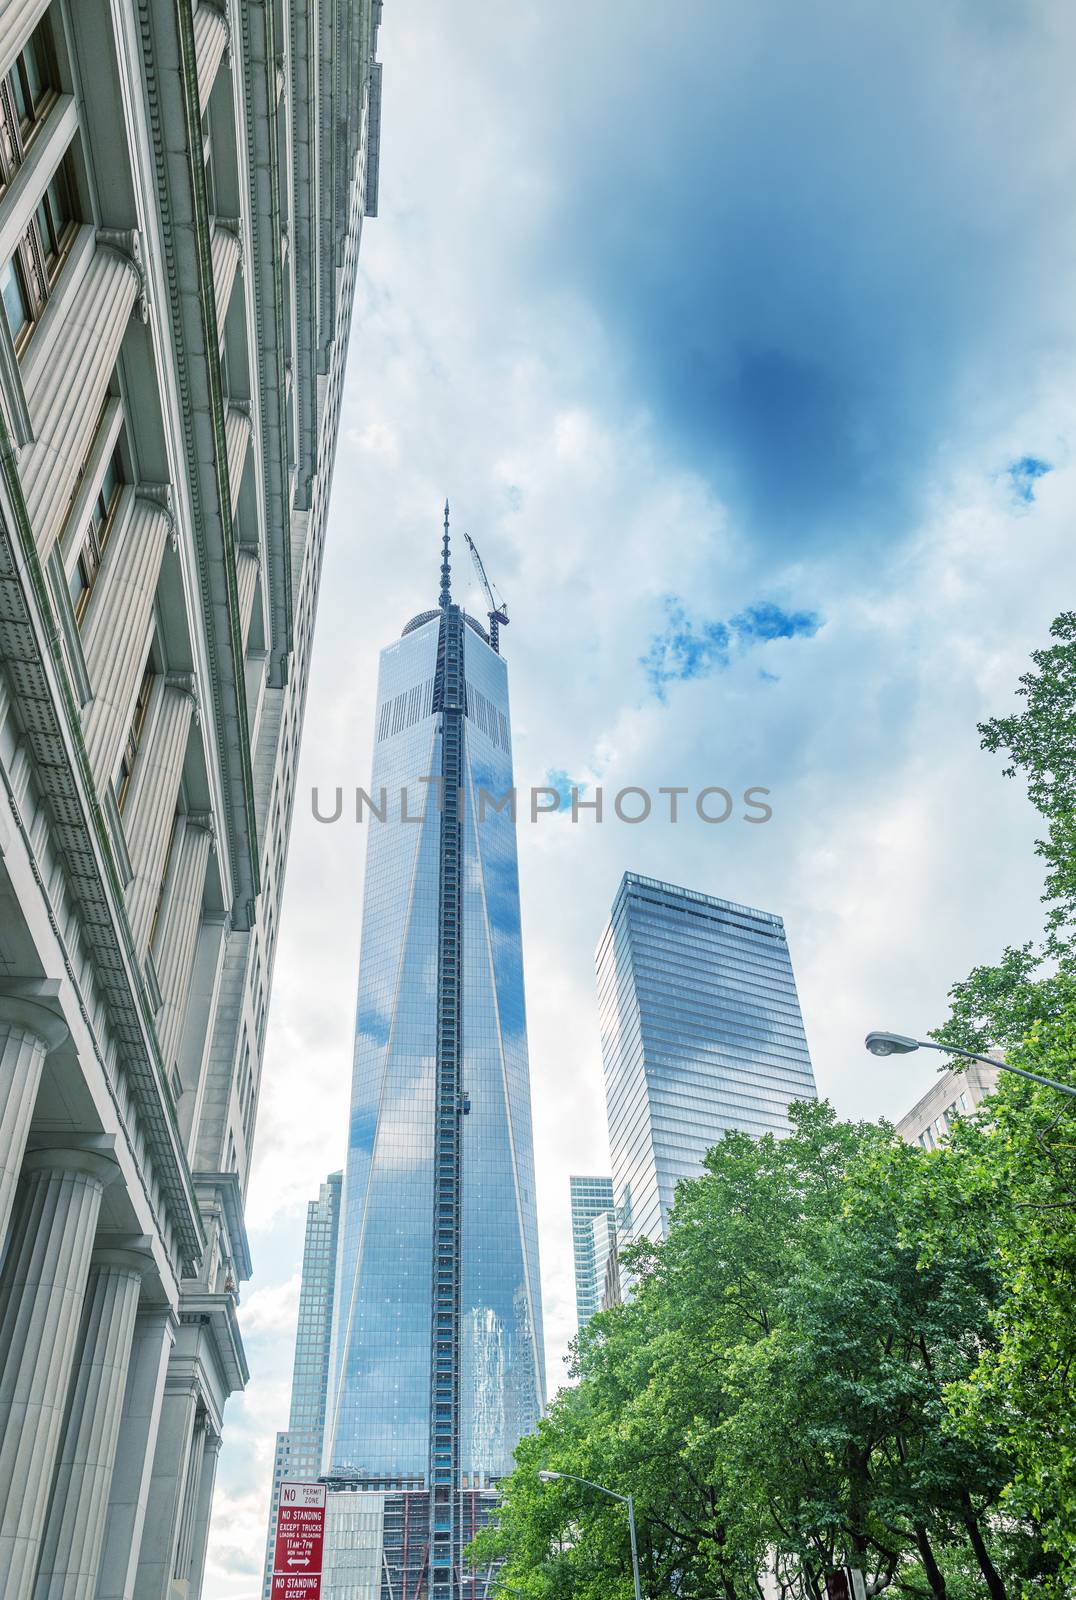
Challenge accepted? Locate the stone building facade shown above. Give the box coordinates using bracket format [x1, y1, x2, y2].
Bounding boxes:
[895, 1058, 1001, 1150]
[0, 0, 382, 1593]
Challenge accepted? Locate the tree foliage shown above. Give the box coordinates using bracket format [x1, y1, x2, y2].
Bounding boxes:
[977, 610, 1076, 956]
[474, 1103, 1064, 1599]
[926, 609, 1076, 1571]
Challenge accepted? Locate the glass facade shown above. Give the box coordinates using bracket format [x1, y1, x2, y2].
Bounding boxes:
[568, 1176, 614, 1331]
[590, 1208, 620, 1315]
[596, 873, 817, 1249]
[322, 577, 544, 1598]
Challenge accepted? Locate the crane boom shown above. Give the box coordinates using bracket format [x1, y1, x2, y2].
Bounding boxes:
[464, 533, 509, 654]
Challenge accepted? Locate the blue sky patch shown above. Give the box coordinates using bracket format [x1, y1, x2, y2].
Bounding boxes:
[642, 596, 821, 699]
[1008, 456, 1051, 504]
[545, 768, 582, 808]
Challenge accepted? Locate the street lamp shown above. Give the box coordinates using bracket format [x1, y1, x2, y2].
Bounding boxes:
[864, 1031, 1076, 1099]
[537, 1470, 643, 1600]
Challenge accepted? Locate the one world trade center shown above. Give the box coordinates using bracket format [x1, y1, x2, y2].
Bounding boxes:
[320, 510, 545, 1597]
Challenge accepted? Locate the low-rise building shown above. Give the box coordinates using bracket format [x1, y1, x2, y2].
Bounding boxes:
[896, 1059, 1000, 1150]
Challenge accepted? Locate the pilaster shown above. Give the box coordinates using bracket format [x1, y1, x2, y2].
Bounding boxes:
[80, 498, 174, 793]
[130, 1381, 200, 1600]
[184, 1428, 222, 1600]
[123, 682, 196, 960]
[152, 817, 215, 1073]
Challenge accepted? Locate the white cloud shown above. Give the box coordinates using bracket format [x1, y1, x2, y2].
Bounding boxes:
[346, 420, 400, 463]
[238, 1275, 301, 1338]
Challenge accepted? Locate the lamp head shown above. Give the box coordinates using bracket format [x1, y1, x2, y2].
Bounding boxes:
[865, 1030, 921, 1057]
[538, 1471, 559, 1483]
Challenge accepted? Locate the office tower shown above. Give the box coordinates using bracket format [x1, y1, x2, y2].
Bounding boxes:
[592, 1207, 621, 1315]
[0, 1, 382, 1594]
[308, 516, 544, 1599]
[896, 1058, 1000, 1150]
[569, 1175, 615, 1332]
[262, 1172, 343, 1597]
[596, 874, 817, 1260]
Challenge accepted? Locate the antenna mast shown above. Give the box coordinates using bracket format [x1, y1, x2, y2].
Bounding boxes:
[439, 500, 452, 608]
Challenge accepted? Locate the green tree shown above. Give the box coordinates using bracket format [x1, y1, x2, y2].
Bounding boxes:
[924, 611, 1076, 1578]
[976, 610, 1076, 957]
[472, 1105, 1040, 1598]
[927, 1022, 1076, 1584]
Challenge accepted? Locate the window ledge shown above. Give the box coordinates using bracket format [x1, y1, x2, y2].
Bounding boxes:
[0, 93, 77, 270]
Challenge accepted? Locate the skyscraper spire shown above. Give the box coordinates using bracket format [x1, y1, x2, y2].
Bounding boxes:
[439, 499, 452, 608]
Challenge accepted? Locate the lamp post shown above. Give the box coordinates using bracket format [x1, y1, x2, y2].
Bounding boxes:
[864, 1031, 1076, 1099]
[538, 1470, 643, 1600]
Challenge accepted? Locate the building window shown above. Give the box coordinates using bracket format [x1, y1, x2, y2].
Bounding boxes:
[67, 441, 124, 621]
[0, 254, 29, 337]
[0, 18, 59, 189]
[35, 161, 74, 271]
[1, 152, 77, 354]
[116, 664, 154, 811]
[148, 813, 179, 952]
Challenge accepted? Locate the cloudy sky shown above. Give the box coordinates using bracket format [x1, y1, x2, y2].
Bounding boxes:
[206, 1, 1076, 1589]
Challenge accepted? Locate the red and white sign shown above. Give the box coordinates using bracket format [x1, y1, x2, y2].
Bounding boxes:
[271, 1481, 327, 1599]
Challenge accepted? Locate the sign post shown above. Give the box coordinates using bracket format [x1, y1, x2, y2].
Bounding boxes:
[270, 1481, 327, 1599]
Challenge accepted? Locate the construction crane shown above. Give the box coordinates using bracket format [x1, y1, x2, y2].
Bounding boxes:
[464, 532, 509, 654]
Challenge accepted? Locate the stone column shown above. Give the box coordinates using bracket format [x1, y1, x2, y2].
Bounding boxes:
[131, 1379, 200, 1600]
[0, 1148, 117, 1600]
[31, 1248, 150, 1600]
[183, 1428, 222, 1599]
[210, 225, 240, 328]
[151, 817, 214, 1074]
[20, 246, 139, 559]
[192, 2, 228, 106]
[0, 997, 68, 1251]
[80, 500, 172, 793]
[224, 406, 252, 514]
[236, 549, 260, 649]
[95, 1309, 175, 1600]
[123, 683, 195, 961]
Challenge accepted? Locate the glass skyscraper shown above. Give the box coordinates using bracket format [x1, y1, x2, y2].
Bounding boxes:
[569, 1176, 615, 1332]
[320, 515, 544, 1598]
[596, 873, 816, 1251]
[261, 1172, 343, 1596]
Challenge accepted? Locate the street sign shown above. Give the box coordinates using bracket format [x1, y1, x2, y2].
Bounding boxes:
[271, 1481, 327, 1598]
